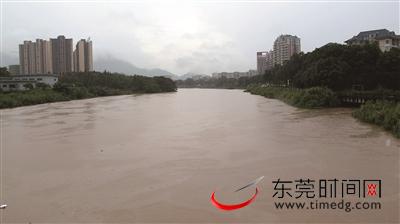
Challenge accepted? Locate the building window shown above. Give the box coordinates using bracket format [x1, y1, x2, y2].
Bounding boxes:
[386, 40, 390, 44]
[2, 85, 7, 87]
[37, 78, 42, 81]
[9, 84, 16, 88]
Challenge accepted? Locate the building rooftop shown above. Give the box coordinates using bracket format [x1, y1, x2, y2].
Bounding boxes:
[0, 80, 37, 83]
[13, 74, 59, 77]
[278, 34, 299, 38]
[345, 29, 397, 43]
[0, 74, 59, 80]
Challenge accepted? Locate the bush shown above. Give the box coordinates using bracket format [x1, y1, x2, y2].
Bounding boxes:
[23, 83, 34, 90]
[294, 87, 340, 108]
[246, 85, 339, 108]
[35, 83, 51, 89]
[0, 89, 69, 109]
[353, 100, 400, 138]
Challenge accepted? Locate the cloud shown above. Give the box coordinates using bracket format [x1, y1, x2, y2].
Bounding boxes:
[0, 52, 18, 66]
[1, 1, 399, 75]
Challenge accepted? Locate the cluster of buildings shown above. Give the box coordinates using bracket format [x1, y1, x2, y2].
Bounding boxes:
[211, 34, 300, 79]
[11, 35, 93, 75]
[211, 29, 399, 79]
[2, 35, 93, 91]
[256, 29, 400, 76]
[211, 70, 257, 79]
[257, 34, 301, 75]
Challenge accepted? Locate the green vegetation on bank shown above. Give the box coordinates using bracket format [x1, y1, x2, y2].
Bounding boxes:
[0, 71, 177, 109]
[246, 85, 339, 108]
[0, 88, 68, 108]
[248, 85, 400, 137]
[353, 100, 400, 138]
[245, 43, 400, 137]
[57, 72, 177, 95]
[263, 43, 400, 91]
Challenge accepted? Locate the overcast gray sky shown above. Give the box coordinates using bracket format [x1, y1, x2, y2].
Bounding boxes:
[1, 0, 399, 75]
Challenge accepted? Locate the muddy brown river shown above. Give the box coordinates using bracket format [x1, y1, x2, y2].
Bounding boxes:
[0, 89, 399, 223]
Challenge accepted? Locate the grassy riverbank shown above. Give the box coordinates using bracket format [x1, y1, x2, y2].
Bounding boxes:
[0, 89, 68, 108]
[247, 85, 400, 138]
[246, 85, 339, 108]
[353, 100, 400, 138]
[0, 72, 177, 109]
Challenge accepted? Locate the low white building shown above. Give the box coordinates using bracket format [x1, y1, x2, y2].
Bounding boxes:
[0, 74, 59, 91]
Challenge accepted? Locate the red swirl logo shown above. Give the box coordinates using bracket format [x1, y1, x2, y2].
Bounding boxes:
[210, 176, 264, 211]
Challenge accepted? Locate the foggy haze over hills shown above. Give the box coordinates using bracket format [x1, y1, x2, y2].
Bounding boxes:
[94, 55, 177, 77]
[1, 1, 399, 75]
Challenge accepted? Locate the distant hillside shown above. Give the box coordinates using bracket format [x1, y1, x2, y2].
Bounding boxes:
[94, 55, 177, 78]
[178, 73, 209, 80]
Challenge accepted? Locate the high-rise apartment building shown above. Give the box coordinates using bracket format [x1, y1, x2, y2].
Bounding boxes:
[273, 35, 301, 65]
[73, 39, 93, 72]
[257, 51, 267, 75]
[50, 35, 73, 74]
[265, 50, 274, 71]
[35, 39, 53, 74]
[19, 39, 52, 74]
[19, 41, 32, 74]
[256, 50, 274, 75]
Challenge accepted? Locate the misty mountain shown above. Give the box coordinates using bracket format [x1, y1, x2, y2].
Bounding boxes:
[0, 52, 18, 67]
[94, 55, 177, 78]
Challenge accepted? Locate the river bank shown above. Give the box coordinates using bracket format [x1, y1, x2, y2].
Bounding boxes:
[353, 100, 400, 138]
[246, 85, 400, 138]
[245, 85, 340, 108]
[0, 72, 177, 109]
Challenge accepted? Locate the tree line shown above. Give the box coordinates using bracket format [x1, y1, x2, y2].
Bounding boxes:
[0, 71, 177, 108]
[57, 71, 177, 95]
[265, 43, 400, 91]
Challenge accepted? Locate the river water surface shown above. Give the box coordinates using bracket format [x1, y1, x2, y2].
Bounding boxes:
[0, 89, 399, 223]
